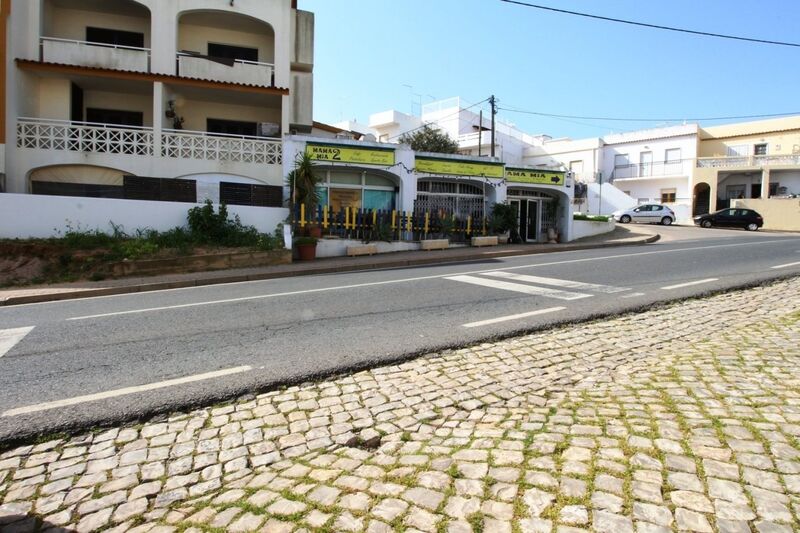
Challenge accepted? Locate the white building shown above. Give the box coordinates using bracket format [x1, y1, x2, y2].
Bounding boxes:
[3, 0, 314, 208]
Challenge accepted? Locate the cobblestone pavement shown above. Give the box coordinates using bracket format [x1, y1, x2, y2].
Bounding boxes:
[1, 278, 799, 533]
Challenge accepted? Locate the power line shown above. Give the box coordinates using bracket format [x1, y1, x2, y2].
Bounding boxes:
[388, 97, 491, 141]
[499, 0, 800, 48]
[498, 106, 800, 123]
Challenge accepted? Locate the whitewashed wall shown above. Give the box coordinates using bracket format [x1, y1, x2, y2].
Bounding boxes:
[0, 193, 288, 239]
[572, 219, 616, 240]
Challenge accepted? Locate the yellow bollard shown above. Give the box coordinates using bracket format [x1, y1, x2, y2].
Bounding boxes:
[372, 210, 377, 225]
[466, 216, 471, 235]
[391, 210, 397, 230]
[323, 205, 328, 229]
[424, 212, 429, 235]
[300, 204, 306, 228]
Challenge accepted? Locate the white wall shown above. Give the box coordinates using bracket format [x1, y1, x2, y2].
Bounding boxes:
[84, 90, 153, 125]
[572, 219, 616, 240]
[771, 170, 800, 196]
[178, 21, 274, 63]
[0, 193, 287, 239]
[175, 97, 281, 133]
[44, 4, 151, 46]
[583, 183, 637, 215]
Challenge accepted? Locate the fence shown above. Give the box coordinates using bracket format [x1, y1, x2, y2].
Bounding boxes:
[293, 204, 489, 243]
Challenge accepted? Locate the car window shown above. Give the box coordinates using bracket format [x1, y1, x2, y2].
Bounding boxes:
[653, 205, 663, 211]
[633, 207, 641, 212]
[723, 209, 736, 216]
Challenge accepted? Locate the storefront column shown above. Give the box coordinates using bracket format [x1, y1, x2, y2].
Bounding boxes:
[760, 168, 771, 199]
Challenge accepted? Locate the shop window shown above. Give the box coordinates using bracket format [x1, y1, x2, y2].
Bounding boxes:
[330, 189, 362, 212]
[364, 190, 395, 211]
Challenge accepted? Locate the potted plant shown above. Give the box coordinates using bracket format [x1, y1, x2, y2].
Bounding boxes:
[286, 152, 324, 238]
[294, 236, 318, 261]
[489, 203, 518, 244]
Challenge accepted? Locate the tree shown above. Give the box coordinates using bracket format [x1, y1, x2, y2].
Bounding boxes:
[398, 124, 459, 154]
[286, 152, 322, 214]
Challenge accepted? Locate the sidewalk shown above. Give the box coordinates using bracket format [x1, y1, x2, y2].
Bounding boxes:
[0, 227, 658, 306]
[0, 277, 797, 532]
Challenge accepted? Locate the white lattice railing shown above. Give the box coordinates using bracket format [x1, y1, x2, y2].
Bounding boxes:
[162, 129, 282, 165]
[17, 118, 154, 155]
[697, 154, 800, 168]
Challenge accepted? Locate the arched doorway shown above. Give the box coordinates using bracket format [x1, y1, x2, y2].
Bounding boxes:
[693, 183, 711, 215]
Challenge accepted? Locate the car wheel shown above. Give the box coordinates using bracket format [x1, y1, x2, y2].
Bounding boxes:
[661, 217, 673, 226]
[701, 220, 712, 228]
[745, 223, 758, 231]
[620, 215, 631, 223]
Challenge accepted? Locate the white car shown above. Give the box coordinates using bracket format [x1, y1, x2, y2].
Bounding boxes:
[612, 204, 675, 225]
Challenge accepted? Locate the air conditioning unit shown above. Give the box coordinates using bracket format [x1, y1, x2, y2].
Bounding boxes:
[258, 122, 280, 137]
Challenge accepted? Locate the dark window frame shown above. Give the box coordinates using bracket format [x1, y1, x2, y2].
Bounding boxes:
[207, 42, 259, 62]
[86, 26, 145, 49]
[207, 118, 258, 137]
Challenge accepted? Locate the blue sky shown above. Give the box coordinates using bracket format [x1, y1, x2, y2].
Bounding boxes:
[300, 0, 800, 139]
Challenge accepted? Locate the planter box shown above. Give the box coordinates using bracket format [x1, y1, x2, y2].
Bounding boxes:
[346, 244, 377, 257]
[471, 236, 498, 247]
[111, 249, 291, 277]
[421, 239, 449, 251]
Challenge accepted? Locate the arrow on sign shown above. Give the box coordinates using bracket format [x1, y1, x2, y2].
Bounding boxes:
[0, 327, 35, 359]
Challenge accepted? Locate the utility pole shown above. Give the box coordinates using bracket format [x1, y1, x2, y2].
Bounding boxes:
[478, 110, 483, 157]
[489, 95, 497, 158]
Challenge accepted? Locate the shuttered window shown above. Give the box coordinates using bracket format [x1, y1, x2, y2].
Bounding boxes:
[123, 176, 197, 203]
[220, 182, 283, 207]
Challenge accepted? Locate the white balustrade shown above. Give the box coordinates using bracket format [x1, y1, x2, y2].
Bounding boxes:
[17, 118, 153, 155]
[40, 37, 150, 72]
[162, 129, 282, 165]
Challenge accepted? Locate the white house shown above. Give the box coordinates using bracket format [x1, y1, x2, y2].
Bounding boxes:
[2, 0, 314, 208]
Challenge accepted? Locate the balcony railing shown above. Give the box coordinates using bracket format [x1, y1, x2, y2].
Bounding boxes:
[162, 129, 282, 165]
[611, 159, 691, 181]
[177, 53, 275, 87]
[17, 118, 154, 155]
[697, 154, 800, 168]
[40, 37, 150, 73]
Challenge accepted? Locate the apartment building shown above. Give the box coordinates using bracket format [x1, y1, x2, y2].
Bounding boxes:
[2, 0, 313, 207]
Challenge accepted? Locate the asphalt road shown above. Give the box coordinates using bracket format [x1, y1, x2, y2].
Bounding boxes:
[1, 225, 799, 442]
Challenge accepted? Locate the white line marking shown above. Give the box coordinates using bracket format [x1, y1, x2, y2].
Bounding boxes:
[771, 261, 800, 269]
[620, 292, 646, 298]
[446, 275, 592, 300]
[463, 307, 566, 328]
[60, 238, 798, 319]
[0, 327, 35, 359]
[1, 365, 252, 417]
[483, 271, 629, 293]
[661, 278, 718, 290]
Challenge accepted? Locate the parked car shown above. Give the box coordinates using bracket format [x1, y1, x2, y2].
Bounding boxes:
[612, 204, 675, 225]
[693, 208, 763, 231]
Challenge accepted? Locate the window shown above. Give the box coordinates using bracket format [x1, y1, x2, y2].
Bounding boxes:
[726, 145, 748, 157]
[207, 118, 257, 137]
[208, 43, 258, 62]
[86, 27, 145, 48]
[569, 160, 583, 174]
[86, 108, 143, 127]
[220, 182, 282, 207]
[123, 176, 197, 203]
[639, 152, 653, 176]
[661, 188, 677, 203]
[614, 154, 629, 168]
[754, 143, 768, 155]
[665, 148, 681, 163]
[726, 184, 746, 200]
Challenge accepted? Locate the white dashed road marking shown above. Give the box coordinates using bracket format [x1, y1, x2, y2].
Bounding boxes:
[661, 278, 718, 290]
[771, 261, 800, 269]
[482, 271, 629, 293]
[1, 365, 253, 417]
[462, 307, 566, 328]
[445, 275, 592, 300]
[0, 326, 35, 359]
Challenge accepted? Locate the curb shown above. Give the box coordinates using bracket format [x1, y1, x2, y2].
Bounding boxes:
[0, 235, 659, 307]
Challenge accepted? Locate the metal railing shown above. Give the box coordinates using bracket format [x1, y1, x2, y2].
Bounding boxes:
[40, 36, 151, 72]
[176, 53, 275, 86]
[611, 159, 690, 180]
[162, 128, 282, 165]
[697, 154, 800, 168]
[17, 118, 154, 155]
[294, 205, 488, 243]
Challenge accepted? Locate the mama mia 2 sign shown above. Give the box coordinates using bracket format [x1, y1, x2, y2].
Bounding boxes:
[306, 143, 395, 166]
[506, 168, 565, 186]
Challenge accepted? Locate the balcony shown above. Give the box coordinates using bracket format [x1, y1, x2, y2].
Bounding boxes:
[161, 129, 282, 165]
[611, 160, 692, 181]
[17, 118, 153, 155]
[697, 154, 800, 168]
[16, 118, 282, 166]
[177, 53, 274, 87]
[40, 37, 150, 73]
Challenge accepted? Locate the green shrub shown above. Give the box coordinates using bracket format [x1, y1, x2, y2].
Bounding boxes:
[573, 213, 609, 222]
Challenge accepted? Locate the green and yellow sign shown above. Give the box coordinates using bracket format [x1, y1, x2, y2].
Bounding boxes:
[415, 157, 505, 178]
[506, 168, 565, 186]
[306, 143, 395, 166]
